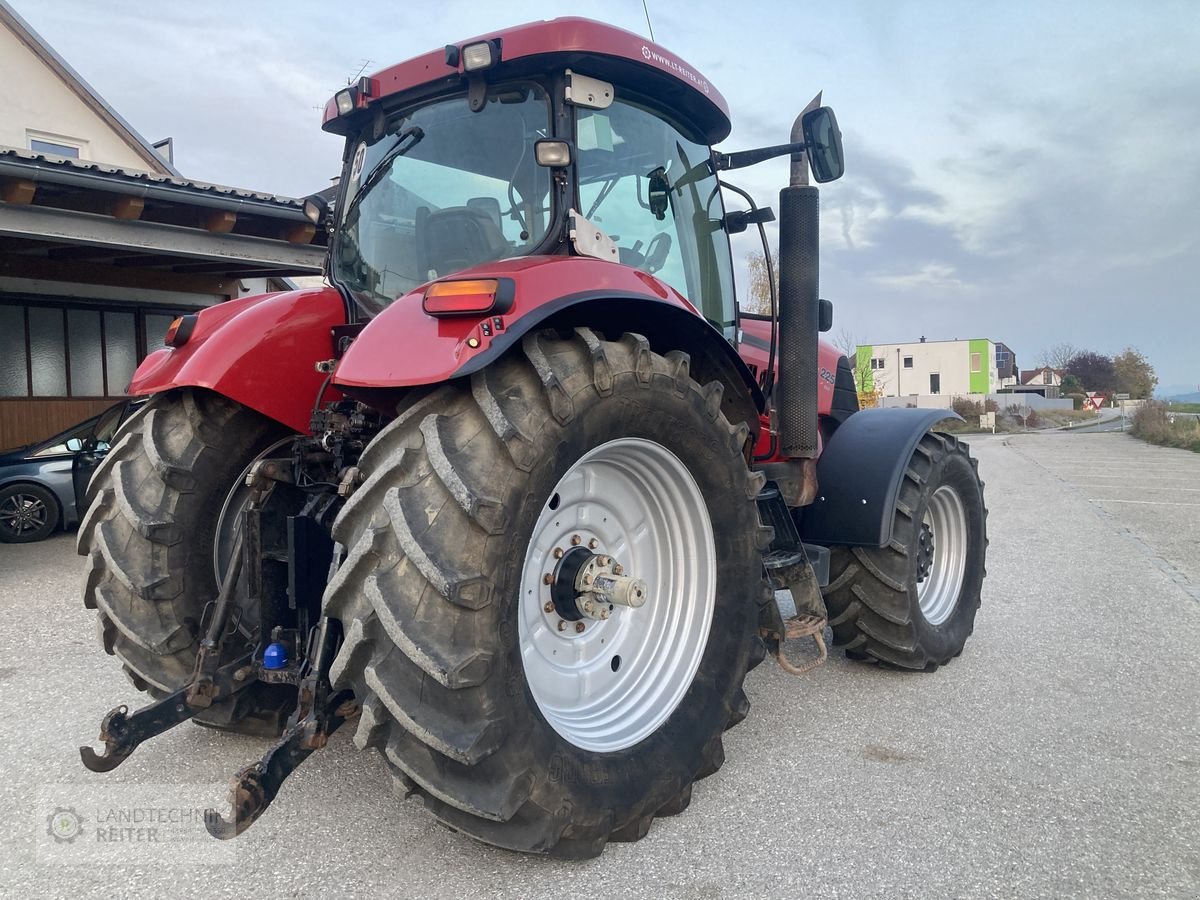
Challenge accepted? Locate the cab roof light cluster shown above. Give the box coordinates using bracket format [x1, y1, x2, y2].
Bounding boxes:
[422, 278, 515, 317]
[449, 38, 501, 72]
[330, 77, 374, 119]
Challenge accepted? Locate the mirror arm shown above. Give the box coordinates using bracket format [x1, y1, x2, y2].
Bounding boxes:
[713, 141, 808, 172]
[790, 92, 824, 186]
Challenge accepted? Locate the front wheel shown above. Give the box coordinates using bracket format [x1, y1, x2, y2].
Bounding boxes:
[0, 483, 59, 543]
[322, 328, 767, 857]
[824, 432, 987, 669]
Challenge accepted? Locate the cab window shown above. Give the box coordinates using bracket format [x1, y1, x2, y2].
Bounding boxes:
[576, 100, 736, 337]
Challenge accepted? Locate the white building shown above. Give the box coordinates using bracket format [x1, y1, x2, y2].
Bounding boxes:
[855, 338, 1000, 398]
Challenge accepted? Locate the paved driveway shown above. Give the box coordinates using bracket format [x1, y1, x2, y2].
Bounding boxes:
[1, 432, 1196, 898]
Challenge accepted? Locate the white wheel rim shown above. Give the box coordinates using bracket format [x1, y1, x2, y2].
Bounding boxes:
[916, 484, 968, 626]
[518, 438, 715, 753]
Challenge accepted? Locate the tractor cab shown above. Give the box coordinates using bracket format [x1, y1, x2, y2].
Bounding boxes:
[323, 21, 738, 339]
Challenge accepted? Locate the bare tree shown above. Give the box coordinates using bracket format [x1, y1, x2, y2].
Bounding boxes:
[1039, 342, 1078, 370]
[742, 249, 777, 315]
[835, 328, 887, 399]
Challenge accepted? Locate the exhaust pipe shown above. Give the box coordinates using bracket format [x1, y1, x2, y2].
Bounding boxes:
[775, 94, 822, 460]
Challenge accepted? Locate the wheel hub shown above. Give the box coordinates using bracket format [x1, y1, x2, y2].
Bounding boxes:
[548, 544, 648, 625]
[916, 522, 935, 582]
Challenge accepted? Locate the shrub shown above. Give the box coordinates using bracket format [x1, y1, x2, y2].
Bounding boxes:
[951, 397, 983, 418]
[1132, 402, 1200, 452]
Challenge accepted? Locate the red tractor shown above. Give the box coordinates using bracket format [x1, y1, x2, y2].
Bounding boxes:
[78, 19, 986, 858]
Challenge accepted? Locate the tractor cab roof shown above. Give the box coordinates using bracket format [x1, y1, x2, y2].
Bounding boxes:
[322, 17, 731, 145]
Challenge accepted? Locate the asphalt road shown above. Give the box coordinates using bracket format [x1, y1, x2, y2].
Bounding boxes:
[1, 431, 1197, 899]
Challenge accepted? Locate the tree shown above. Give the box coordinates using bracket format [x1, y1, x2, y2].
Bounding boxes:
[743, 249, 778, 315]
[1059, 373, 1083, 394]
[835, 328, 887, 399]
[1065, 351, 1117, 393]
[1040, 342, 1079, 369]
[1112, 347, 1158, 399]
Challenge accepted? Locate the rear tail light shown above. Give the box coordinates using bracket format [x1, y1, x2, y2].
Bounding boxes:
[164, 314, 197, 347]
[422, 278, 514, 316]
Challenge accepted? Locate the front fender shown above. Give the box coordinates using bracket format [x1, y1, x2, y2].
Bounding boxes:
[799, 407, 963, 547]
[129, 287, 346, 433]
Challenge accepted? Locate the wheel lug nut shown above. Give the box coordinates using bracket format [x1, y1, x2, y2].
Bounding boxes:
[588, 538, 598, 549]
[575, 622, 585, 633]
[553, 547, 564, 559]
[570, 534, 581, 546]
[543, 573, 554, 585]
[543, 601, 555, 613]
[613, 564, 623, 575]
[557, 621, 566, 632]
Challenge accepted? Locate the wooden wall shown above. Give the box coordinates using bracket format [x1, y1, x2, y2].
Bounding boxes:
[0, 398, 118, 450]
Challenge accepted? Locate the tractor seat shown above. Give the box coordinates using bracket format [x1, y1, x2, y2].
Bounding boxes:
[416, 205, 510, 280]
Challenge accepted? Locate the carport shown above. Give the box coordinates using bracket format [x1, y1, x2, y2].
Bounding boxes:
[0, 148, 327, 447]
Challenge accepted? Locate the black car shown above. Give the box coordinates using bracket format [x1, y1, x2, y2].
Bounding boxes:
[0, 400, 139, 543]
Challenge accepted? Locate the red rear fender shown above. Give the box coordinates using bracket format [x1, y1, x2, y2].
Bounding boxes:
[334, 256, 699, 387]
[129, 287, 347, 433]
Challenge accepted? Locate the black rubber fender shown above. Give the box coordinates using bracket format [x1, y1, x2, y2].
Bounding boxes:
[799, 407, 963, 547]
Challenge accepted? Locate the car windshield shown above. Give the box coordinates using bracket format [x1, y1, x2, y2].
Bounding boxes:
[30, 415, 99, 458]
[29, 401, 127, 458]
[333, 84, 553, 314]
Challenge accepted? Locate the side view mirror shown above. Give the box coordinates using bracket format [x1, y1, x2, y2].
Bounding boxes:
[65, 438, 84, 453]
[818, 298, 834, 332]
[800, 107, 844, 183]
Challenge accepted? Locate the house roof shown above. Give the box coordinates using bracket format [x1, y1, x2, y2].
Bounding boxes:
[0, 147, 308, 215]
[0, 148, 325, 287]
[1020, 366, 1064, 385]
[0, 0, 180, 176]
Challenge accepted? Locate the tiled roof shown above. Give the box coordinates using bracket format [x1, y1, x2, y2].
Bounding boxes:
[0, 147, 308, 216]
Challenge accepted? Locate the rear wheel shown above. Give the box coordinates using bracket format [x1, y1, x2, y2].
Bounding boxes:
[824, 432, 986, 670]
[322, 328, 767, 857]
[77, 389, 297, 733]
[0, 483, 59, 543]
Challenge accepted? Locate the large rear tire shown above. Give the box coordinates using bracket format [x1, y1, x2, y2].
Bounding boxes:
[824, 431, 987, 670]
[77, 389, 297, 733]
[322, 328, 767, 857]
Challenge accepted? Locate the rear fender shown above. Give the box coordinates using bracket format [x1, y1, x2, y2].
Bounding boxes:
[799, 407, 963, 547]
[334, 256, 763, 434]
[128, 287, 347, 433]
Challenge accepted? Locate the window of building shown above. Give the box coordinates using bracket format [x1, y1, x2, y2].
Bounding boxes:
[870, 357, 886, 370]
[27, 131, 85, 159]
[970, 352, 982, 373]
[1043, 370, 1053, 384]
[0, 301, 186, 399]
[930, 373, 941, 394]
[903, 356, 913, 368]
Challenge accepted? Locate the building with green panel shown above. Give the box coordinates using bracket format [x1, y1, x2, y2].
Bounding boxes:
[853, 338, 1000, 398]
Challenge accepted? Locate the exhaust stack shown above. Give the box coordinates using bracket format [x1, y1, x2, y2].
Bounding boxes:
[775, 94, 822, 460]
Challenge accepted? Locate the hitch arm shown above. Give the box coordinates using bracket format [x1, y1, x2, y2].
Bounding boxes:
[79, 653, 255, 772]
[204, 688, 356, 838]
[205, 617, 355, 838]
[79, 693, 199, 773]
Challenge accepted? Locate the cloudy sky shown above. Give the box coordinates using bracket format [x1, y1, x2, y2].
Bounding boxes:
[14, 0, 1198, 392]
